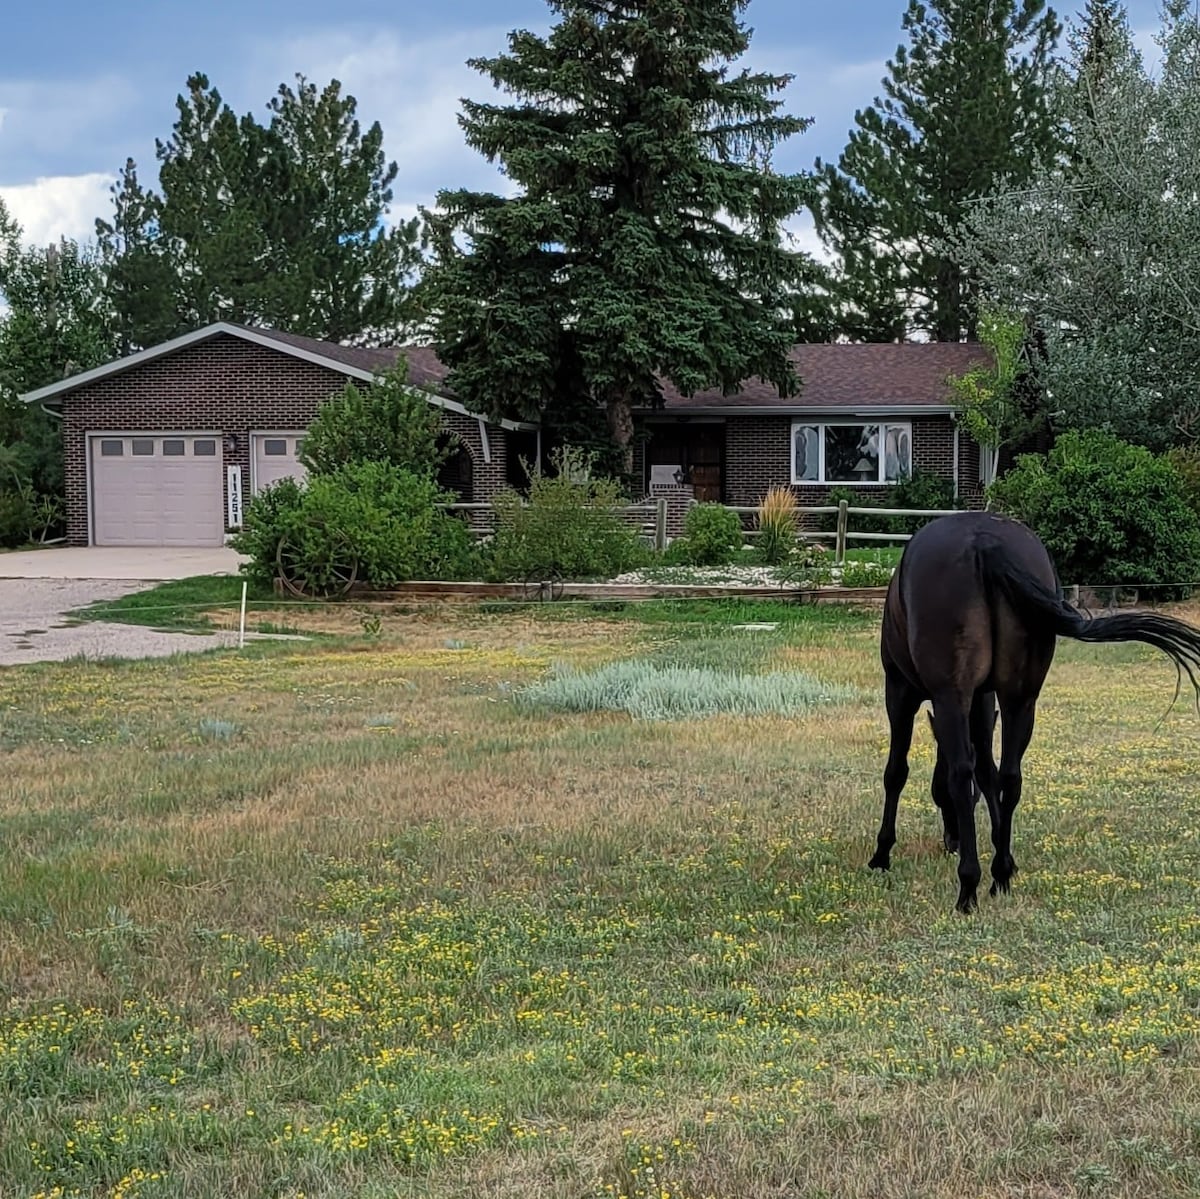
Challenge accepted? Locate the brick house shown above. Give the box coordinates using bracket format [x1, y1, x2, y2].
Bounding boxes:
[23, 326, 990, 548]
[20, 323, 537, 548]
[633, 342, 993, 512]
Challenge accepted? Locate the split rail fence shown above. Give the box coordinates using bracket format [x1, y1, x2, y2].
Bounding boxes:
[442, 498, 958, 565]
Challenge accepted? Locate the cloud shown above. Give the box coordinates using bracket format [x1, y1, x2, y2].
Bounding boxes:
[0, 73, 138, 181]
[0, 173, 115, 247]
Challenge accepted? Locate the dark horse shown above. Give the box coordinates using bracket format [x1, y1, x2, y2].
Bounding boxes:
[872, 511, 1200, 914]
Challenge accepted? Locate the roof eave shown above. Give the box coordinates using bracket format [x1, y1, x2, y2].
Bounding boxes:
[20, 321, 537, 431]
[639, 404, 958, 418]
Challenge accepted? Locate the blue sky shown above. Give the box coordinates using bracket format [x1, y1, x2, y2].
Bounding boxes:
[0, 0, 1164, 252]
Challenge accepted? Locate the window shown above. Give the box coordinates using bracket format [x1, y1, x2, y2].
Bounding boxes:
[193, 439, 217, 456]
[132, 439, 155, 456]
[263, 439, 288, 456]
[791, 421, 911, 485]
[163, 440, 185, 456]
[99, 439, 124, 456]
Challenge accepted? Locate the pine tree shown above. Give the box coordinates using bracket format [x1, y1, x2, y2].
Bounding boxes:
[815, 0, 1060, 342]
[95, 159, 181, 352]
[419, 0, 821, 473]
[265, 76, 421, 343]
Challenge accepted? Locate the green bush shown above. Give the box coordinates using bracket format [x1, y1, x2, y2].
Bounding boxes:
[299, 364, 450, 478]
[819, 471, 959, 541]
[667, 503, 745, 566]
[0, 486, 33, 548]
[989, 429, 1200, 594]
[230, 462, 476, 591]
[1166, 445, 1200, 521]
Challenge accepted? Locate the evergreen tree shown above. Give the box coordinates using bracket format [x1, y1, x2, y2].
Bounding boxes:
[97, 72, 419, 346]
[815, 0, 1060, 342]
[95, 159, 181, 352]
[265, 76, 421, 343]
[419, 0, 821, 474]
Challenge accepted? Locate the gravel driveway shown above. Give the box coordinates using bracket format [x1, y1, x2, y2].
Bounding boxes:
[0, 579, 238, 667]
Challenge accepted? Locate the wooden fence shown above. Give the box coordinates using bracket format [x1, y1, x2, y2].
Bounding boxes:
[442, 498, 958, 564]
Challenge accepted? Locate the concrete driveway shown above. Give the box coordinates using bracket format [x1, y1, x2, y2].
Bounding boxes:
[0, 546, 247, 580]
[0, 578, 242, 667]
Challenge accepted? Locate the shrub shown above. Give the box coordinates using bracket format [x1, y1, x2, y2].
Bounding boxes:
[299, 364, 450, 478]
[776, 543, 837, 588]
[1166, 445, 1200, 520]
[0, 486, 32, 548]
[485, 446, 647, 581]
[819, 471, 959, 541]
[515, 658, 857, 721]
[989, 429, 1200, 594]
[230, 462, 476, 591]
[667, 503, 745, 566]
[755, 486, 798, 565]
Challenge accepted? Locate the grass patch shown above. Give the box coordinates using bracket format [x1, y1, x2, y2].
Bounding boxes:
[73, 575, 284, 631]
[515, 657, 858, 720]
[2, 602, 1200, 1196]
[843, 545, 905, 568]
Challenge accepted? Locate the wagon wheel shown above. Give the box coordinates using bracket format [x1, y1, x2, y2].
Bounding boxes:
[276, 532, 359, 599]
[521, 570, 565, 603]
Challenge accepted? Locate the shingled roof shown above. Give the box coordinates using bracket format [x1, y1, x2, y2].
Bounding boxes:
[652, 341, 992, 412]
[22, 322, 988, 418]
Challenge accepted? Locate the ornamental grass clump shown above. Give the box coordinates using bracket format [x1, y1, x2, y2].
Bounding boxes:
[515, 658, 856, 720]
[755, 486, 799, 565]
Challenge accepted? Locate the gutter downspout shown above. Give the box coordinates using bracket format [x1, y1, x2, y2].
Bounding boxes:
[952, 422, 960, 501]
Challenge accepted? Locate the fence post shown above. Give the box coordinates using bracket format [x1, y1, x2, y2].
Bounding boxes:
[835, 499, 849, 564]
[655, 497, 668, 552]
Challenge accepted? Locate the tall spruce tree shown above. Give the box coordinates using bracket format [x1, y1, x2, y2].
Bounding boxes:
[815, 0, 1060, 342]
[419, 0, 821, 473]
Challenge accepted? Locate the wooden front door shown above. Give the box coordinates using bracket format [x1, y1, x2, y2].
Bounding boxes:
[688, 428, 723, 502]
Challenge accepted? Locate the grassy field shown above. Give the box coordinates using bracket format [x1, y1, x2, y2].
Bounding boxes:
[5, 595, 1200, 1198]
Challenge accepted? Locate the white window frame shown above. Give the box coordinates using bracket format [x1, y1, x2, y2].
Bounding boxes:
[790, 419, 913, 486]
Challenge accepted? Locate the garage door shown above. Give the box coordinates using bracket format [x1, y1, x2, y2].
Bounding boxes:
[253, 433, 307, 493]
[91, 435, 224, 547]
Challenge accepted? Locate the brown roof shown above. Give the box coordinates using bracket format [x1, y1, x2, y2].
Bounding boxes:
[655, 341, 993, 410]
[246, 327, 988, 410]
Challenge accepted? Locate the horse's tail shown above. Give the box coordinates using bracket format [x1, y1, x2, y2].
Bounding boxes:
[977, 541, 1200, 699]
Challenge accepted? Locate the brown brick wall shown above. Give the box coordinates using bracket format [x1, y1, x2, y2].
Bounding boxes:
[60, 334, 508, 545]
[722, 414, 985, 513]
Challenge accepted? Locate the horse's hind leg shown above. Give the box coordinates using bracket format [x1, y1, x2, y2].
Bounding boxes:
[990, 697, 1037, 897]
[931, 697, 980, 914]
[971, 690, 1001, 852]
[869, 672, 921, 872]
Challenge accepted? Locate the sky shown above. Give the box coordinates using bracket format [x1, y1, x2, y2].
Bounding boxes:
[0, 0, 1166, 259]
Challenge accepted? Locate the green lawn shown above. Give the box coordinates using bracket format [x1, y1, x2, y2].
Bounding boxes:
[3, 599, 1200, 1197]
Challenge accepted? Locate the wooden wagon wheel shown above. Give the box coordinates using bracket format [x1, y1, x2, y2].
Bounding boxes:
[521, 570, 565, 602]
[276, 531, 359, 599]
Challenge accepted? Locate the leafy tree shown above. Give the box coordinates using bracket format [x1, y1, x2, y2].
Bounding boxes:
[419, 0, 821, 474]
[946, 306, 1038, 485]
[815, 0, 1060, 341]
[0, 230, 117, 500]
[299, 363, 451, 477]
[951, 0, 1200, 449]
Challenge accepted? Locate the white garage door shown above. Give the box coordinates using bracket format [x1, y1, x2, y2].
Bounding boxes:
[91, 434, 225, 547]
[253, 433, 307, 493]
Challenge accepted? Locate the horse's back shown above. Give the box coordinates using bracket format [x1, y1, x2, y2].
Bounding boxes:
[883, 512, 1058, 700]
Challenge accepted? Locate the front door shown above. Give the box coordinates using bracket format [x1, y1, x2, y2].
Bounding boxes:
[645, 422, 725, 501]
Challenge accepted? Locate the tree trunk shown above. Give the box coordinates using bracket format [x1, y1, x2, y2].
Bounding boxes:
[606, 391, 636, 479]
